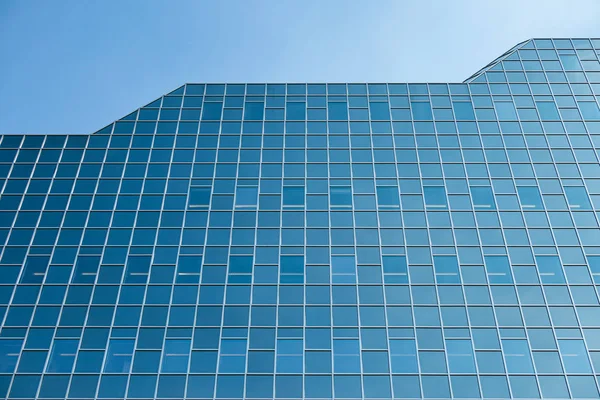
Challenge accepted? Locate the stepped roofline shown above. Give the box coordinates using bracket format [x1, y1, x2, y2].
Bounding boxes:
[84, 38, 600, 135]
[462, 39, 532, 83]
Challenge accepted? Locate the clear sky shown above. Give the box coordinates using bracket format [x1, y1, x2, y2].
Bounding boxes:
[1, 0, 600, 134]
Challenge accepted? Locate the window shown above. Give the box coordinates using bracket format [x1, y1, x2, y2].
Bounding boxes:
[283, 186, 304, 207]
[484, 256, 513, 283]
[382, 256, 408, 283]
[244, 102, 264, 120]
[47, 339, 78, 373]
[536, 256, 565, 284]
[433, 256, 460, 283]
[376, 186, 399, 208]
[589, 256, 600, 283]
[424, 186, 448, 208]
[104, 340, 134, 373]
[235, 186, 258, 208]
[328, 102, 348, 120]
[471, 186, 496, 209]
[202, 102, 223, 120]
[20, 256, 49, 283]
[494, 101, 518, 120]
[502, 339, 534, 373]
[369, 102, 390, 120]
[189, 187, 211, 208]
[277, 339, 303, 373]
[333, 339, 360, 373]
[124, 256, 151, 283]
[517, 186, 544, 209]
[330, 186, 352, 208]
[411, 102, 433, 120]
[280, 256, 304, 283]
[0, 340, 22, 372]
[332, 256, 356, 284]
[286, 102, 306, 120]
[453, 102, 475, 120]
[446, 339, 476, 373]
[565, 186, 592, 209]
[161, 339, 191, 372]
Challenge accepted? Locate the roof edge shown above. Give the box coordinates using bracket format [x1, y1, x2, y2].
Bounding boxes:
[90, 84, 186, 135]
[463, 39, 532, 83]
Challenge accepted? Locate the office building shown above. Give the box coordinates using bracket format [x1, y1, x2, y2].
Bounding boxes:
[2, 38, 600, 399]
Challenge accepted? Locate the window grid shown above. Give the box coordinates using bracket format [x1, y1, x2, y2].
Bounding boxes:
[2, 39, 600, 398]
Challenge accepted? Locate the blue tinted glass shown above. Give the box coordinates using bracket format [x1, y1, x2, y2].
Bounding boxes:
[328, 102, 348, 120]
[6, 39, 600, 399]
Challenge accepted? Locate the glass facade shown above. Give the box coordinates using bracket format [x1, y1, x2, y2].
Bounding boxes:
[1, 38, 600, 399]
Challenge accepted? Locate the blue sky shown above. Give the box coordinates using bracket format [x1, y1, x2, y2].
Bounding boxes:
[1, 0, 600, 134]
